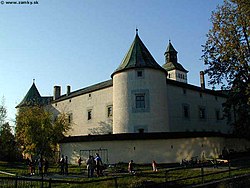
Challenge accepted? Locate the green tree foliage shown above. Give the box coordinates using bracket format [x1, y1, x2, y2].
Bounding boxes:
[15, 106, 71, 158]
[0, 97, 7, 129]
[202, 0, 250, 138]
[0, 122, 20, 161]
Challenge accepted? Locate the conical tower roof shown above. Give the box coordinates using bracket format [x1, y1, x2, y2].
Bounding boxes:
[166, 42, 177, 53]
[16, 82, 42, 108]
[111, 32, 166, 77]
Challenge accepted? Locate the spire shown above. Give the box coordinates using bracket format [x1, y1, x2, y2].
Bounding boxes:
[16, 82, 42, 108]
[165, 41, 178, 64]
[111, 33, 166, 77]
[162, 41, 188, 73]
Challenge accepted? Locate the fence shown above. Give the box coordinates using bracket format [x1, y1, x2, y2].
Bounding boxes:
[165, 162, 250, 187]
[1, 159, 250, 188]
[0, 175, 119, 188]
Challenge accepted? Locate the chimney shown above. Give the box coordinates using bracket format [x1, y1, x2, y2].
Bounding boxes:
[200, 71, 205, 90]
[66, 85, 71, 96]
[53, 86, 61, 100]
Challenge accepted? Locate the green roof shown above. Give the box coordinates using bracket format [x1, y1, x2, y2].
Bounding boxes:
[162, 62, 188, 72]
[111, 33, 167, 77]
[16, 83, 52, 108]
[166, 42, 177, 53]
[163, 42, 188, 73]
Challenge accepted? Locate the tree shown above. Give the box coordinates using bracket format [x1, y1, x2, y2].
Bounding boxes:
[0, 97, 7, 129]
[15, 106, 71, 158]
[0, 122, 20, 161]
[202, 0, 250, 138]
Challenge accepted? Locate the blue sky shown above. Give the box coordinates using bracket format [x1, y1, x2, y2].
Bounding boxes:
[0, 0, 223, 125]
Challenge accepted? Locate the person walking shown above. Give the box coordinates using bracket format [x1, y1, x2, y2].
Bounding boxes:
[86, 156, 95, 177]
[94, 153, 103, 177]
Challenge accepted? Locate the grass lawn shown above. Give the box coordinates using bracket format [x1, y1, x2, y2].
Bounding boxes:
[1, 159, 250, 188]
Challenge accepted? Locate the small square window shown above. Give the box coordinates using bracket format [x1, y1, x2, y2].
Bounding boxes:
[136, 70, 144, 78]
[137, 71, 143, 77]
[87, 110, 92, 120]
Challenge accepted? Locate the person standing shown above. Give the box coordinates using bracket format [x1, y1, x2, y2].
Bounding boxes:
[78, 157, 82, 167]
[44, 159, 49, 175]
[59, 155, 65, 175]
[64, 156, 68, 175]
[128, 160, 135, 174]
[94, 153, 103, 177]
[152, 160, 158, 172]
[86, 156, 95, 177]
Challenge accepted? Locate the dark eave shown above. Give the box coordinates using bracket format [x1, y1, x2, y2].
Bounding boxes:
[166, 79, 228, 98]
[59, 132, 234, 143]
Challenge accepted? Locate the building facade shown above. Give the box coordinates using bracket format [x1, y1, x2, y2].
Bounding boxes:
[18, 32, 238, 164]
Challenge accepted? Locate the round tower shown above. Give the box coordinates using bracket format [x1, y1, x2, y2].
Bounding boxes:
[111, 32, 169, 134]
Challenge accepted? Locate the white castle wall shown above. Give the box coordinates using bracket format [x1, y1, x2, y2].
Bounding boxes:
[113, 68, 169, 134]
[52, 86, 113, 136]
[60, 137, 250, 165]
[166, 84, 230, 133]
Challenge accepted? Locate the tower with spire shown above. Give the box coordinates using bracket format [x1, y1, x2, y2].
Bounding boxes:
[162, 41, 188, 83]
[112, 31, 169, 134]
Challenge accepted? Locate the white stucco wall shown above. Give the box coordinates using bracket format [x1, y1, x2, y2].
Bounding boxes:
[60, 137, 250, 165]
[113, 68, 169, 133]
[52, 86, 113, 136]
[167, 69, 187, 83]
[166, 84, 230, 133]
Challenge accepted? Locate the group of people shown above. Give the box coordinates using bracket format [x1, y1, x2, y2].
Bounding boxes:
[78, 153, 104, 178]
[26, 157, 49, 176]
[128, 160, 158, 174]
[86, 153, 103, 177]
[59, 155, 68, 175]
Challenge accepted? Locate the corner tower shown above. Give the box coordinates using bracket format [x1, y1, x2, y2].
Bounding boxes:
[162, 41, 188, 83]
[111, 31, 170, 134]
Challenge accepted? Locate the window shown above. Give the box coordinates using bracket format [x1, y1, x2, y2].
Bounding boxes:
[136, 69, 144, 78]
[183, 104, 190, 119]
[215, 110, 220, 121]
[136, 94, 145, 109]
[68, 113, 73, 124]
[107, 106, 113, 117]
[131, 89, 150, 113]
[87, 110, 92, 120]
[199, 107, 206, 119]
[137, 71, 142, 77]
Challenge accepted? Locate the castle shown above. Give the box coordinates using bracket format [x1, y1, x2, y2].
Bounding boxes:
[18, 32, 248, 164]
